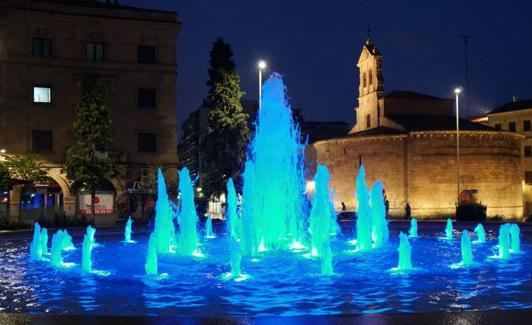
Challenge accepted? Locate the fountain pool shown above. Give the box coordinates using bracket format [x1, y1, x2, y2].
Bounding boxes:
[0, 222, 530, 317]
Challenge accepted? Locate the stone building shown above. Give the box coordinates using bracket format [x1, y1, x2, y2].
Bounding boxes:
[307, 39, 523, 220]
[480, 99, 532, 218]
[0, 0, 181, 224]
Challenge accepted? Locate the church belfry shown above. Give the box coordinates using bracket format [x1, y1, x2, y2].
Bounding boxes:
[352, 38, 384, 132]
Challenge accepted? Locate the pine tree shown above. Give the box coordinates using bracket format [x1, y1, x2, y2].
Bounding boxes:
[200, 38, 249, 199]
[65, 77, 115, 219]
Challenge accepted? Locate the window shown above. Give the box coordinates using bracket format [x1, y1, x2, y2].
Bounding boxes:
[362, 73, 367, 88]
[137, 45, 156, 63]
[33, 86, 52, 103]
[494, 123, 502, 130]
[524, 120, 531, 132]
[137, 88, 157, 108]
[366, 114, 371, 128]
[526, 171, 532, 185]
[32, 37, 52, 57]
[368, 69, 373, 85]
[509, 121, 516, 132]
[32, 130, 53, 151]
[86, 42, 105, 61]
[525, 146, 532, 158]
[138, 133, 157, 152]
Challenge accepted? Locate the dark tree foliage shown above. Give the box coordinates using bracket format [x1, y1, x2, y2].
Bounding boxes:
[64, 77, 115, 218]
[200, 38, 249, 198]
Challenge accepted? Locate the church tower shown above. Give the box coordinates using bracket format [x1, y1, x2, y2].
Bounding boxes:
[350, 38, 384, 133]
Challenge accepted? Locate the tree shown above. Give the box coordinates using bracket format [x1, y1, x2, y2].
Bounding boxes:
[65, 77, 115, 219]
[199, 38, 249, 199]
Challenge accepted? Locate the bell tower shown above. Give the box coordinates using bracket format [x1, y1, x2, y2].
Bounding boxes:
[351, 38, 384, 132]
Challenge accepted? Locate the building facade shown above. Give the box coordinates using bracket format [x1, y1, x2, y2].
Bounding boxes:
[0, 0, 181, 224]
[306, 39, 524, 220]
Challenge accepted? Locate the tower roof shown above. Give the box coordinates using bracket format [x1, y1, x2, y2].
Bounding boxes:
[363, 38, 381, 56]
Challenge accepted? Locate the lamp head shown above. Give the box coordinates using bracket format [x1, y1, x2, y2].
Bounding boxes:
[454, 87, 462, 95]
[258, 60, 267, 70]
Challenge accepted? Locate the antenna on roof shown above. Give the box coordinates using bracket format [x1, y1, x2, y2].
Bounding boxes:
[367, 21, 372, 40]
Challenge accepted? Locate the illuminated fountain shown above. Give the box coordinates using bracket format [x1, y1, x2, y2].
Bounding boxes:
[460, 230, 473, 266]
[175, 167, 201, 256]
[82, 227, 94, 273]
[145, 233, 158, 275]
[30, 223, 43, 261]
[240, 73, 306, 252]
[445, 218, 453, 240]
[154, 168, 176, 253]
[226, 178, 240, 240]
[393, 232, 412, 271]
[510, 224, 520, 253]
[40, 228, 48, 256]
[497, 224, 511, 259]
[409, 218, 418, 238]
[124, 217, 135, 243]
[370, 180, 389, 248]
[320, 239, 334, 275]
[205, 215, 215, 239]
[355, 164, 372, 252]
[473, 224, 486, 243]
[309, 165, 336, 256]
[50, 230, 74, 268]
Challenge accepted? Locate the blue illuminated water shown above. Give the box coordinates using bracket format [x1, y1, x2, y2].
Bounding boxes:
[174, 167, 200, 256]
[1, 222, 530, 316]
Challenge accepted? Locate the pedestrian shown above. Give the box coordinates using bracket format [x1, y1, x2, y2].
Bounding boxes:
[341, 201, 346, 211]
[405, 202, 411, 220]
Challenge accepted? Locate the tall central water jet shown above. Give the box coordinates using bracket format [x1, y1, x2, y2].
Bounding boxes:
[355, 165, 372, 251]
[226, 178, 240, 240]
[154, 168, 176, 253]
[370, 181, 389, 248]
[175, 167, 200, 256]
[460, 230, 473, 266]
[309, 165, 337, 256]
[82, 226, 95, 273]
[124, 217, 134, 243]
[240, 73, 306, 252]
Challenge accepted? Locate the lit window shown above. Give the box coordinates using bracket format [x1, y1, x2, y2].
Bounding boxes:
[33, 86, 51, 103]
[86, 42, 105, 61]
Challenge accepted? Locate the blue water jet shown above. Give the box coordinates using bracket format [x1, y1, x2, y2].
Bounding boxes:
[396, 232, 412, 271]
[355, 164, 372, 251]
[497, 224, 511, 259]
[409, 218, 418, 238]
[154, 168, 176, 253]
[205, 214, 215, 238]
[309, 165, 337, 256]
[241, 73, 307, 252]
[370, 180, 389, 248]
[229, 238, 242, 278]
[124, 217, 134, 243]
[40, 227, 48, 256]
[50, 230, 73, 268]
[30, 223, 43, 261]
[445, 218, 453, 240]
[175, 167, 200, 256]
[145, 233, 158, 275]
[460, 230, 473, 266]
[226, 178, 240, 240]
[82, 227, 94, 273]
[510, 224, 520, 253]
[473, 224, 486, 243]
[320, 240, 334, 276]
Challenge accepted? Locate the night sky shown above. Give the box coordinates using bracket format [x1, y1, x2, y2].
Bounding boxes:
[122, 0, 532, 129]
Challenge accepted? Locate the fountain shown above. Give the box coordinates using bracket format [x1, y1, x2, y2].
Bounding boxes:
[473, 223, 486, 243]
[510, 223, 520, 253]
[309, 165, 336, 256]
[40, 227, 49, 256]
[240, 73, 306, 252]
[226, 178, 240, 240]
[175, 167, 200, 256]
[50, 230, 71, 267]
[320, 240, 334, 275]
[497, 224, 511, 259]
[409, 218, 418, 238]
[205, 215, 215, 238]
[460, 230, 473, 266]
[124, 217, 134, 243]
[355, 164, 372, 251]
[145, 233, 158, 275]
[370, 180, 389, 248]
[87, 226, 96, 246]
[30, 223, 43, 261]
[445, 218, 453, 239]
[395, 232, 412, 271]
[153, 168, 176, 253]
[61, 230, 75, 251]
[229, 238, 242, 278]
[82, 228, 94, 273]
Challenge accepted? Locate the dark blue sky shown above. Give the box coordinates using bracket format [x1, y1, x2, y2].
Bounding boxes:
[123, 0, 532, 126]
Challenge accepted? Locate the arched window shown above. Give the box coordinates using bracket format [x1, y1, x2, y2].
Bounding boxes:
[366, 114, 371, 128]
[369, 69, 373, 85]
[362, 73, 367, 88]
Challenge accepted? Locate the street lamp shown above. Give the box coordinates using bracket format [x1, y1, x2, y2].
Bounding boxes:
[0, 149, 5, 154]
[258, 60, 267, 109]
[454, 87, 462, 204]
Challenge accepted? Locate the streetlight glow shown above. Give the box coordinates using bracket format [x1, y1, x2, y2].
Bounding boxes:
[454, 87, 462, 204]
[454, 87, 462, 95]
[258, 60, 267, 70]
[258, 59, 267, 109]
[0, 149, 5, 154]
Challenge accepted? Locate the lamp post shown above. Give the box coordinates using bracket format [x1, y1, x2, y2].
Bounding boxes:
[454, 87, 462, 204]
[258, 60, 267, 109]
